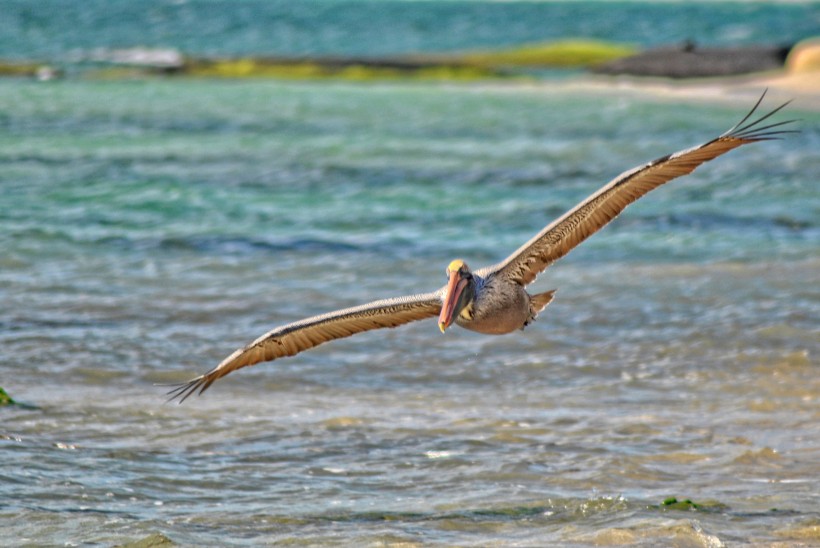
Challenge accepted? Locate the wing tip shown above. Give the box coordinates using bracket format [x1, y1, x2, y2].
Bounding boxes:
[161, 341, 267, 403]
[161, 373, 214, 404]
[722, 89, 799, 142]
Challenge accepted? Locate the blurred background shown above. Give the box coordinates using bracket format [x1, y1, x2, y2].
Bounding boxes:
[1, 0, 819, 79]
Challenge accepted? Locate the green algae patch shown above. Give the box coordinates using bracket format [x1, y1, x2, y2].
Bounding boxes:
[182, 57, 499, 81]
[460, 39, 637, 68]
[0, 386, 39, 409]
[336, 63, 496, 82]
[658, 497, 728, 513]
[177, 40, 634, 82]
[0, 387, 15, 406]
[185, 58, 327, 79]
[162, 40, 636, 82]
[661, 497, 699, 511]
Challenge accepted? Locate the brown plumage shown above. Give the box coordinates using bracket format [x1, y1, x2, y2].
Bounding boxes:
[167, 92, 795, 403]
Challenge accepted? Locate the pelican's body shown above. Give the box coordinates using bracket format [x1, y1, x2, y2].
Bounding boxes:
[168, 93, 794, 403]
[461, 274, 534, 335]
[439, 260, 556, 335]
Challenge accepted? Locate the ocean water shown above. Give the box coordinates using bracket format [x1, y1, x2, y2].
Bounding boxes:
[2, 2, 820, 546]
[0, 0, 818, 61]
[1, 78, 818, 546]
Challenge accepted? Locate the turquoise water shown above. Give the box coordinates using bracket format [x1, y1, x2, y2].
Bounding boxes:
[0, 0, 818, 61]
[1, 78, 818, 546]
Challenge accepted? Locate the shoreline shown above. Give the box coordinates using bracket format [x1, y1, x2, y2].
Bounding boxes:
[1, 37, 816, 112]
[549, 70, 820, 111]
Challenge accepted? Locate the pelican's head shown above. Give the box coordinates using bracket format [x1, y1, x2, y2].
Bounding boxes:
[438, 259, 476, 333]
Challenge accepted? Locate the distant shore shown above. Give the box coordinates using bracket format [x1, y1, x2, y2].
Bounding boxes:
[2, 39, 817, 110]
[0, 39, 635, 82]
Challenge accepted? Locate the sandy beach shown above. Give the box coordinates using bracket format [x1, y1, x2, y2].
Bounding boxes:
[584, 69, 820, 111]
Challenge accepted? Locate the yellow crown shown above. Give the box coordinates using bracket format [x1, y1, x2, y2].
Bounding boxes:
[447, 259, 465, 272]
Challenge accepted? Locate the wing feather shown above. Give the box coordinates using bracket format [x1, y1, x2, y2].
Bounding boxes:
[484, 92, 796, 286]
[167, 291, 442, 402]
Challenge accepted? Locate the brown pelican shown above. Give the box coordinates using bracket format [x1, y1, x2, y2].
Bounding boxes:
[168, 93, 794, 402]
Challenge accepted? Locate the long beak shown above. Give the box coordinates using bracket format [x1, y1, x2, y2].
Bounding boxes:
[439, 270, 468, 333]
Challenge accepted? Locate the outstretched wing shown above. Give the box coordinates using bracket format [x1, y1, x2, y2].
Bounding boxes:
[485, 92, 795, 286]
[168, 291, 442, 402]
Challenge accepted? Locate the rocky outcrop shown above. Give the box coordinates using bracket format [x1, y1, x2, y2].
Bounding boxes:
[591, 42, 791, 78]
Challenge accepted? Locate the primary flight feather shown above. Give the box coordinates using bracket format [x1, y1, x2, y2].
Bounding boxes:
[168, 92, 795, 403]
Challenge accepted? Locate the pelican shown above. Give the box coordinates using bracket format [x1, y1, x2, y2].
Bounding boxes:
[168, 92, 794, 402]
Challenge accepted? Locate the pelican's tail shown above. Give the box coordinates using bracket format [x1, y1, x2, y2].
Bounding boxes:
[530, 289, 557, 315]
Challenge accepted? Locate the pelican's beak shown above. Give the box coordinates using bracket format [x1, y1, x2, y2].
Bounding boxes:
[439, 268, 469, 333]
